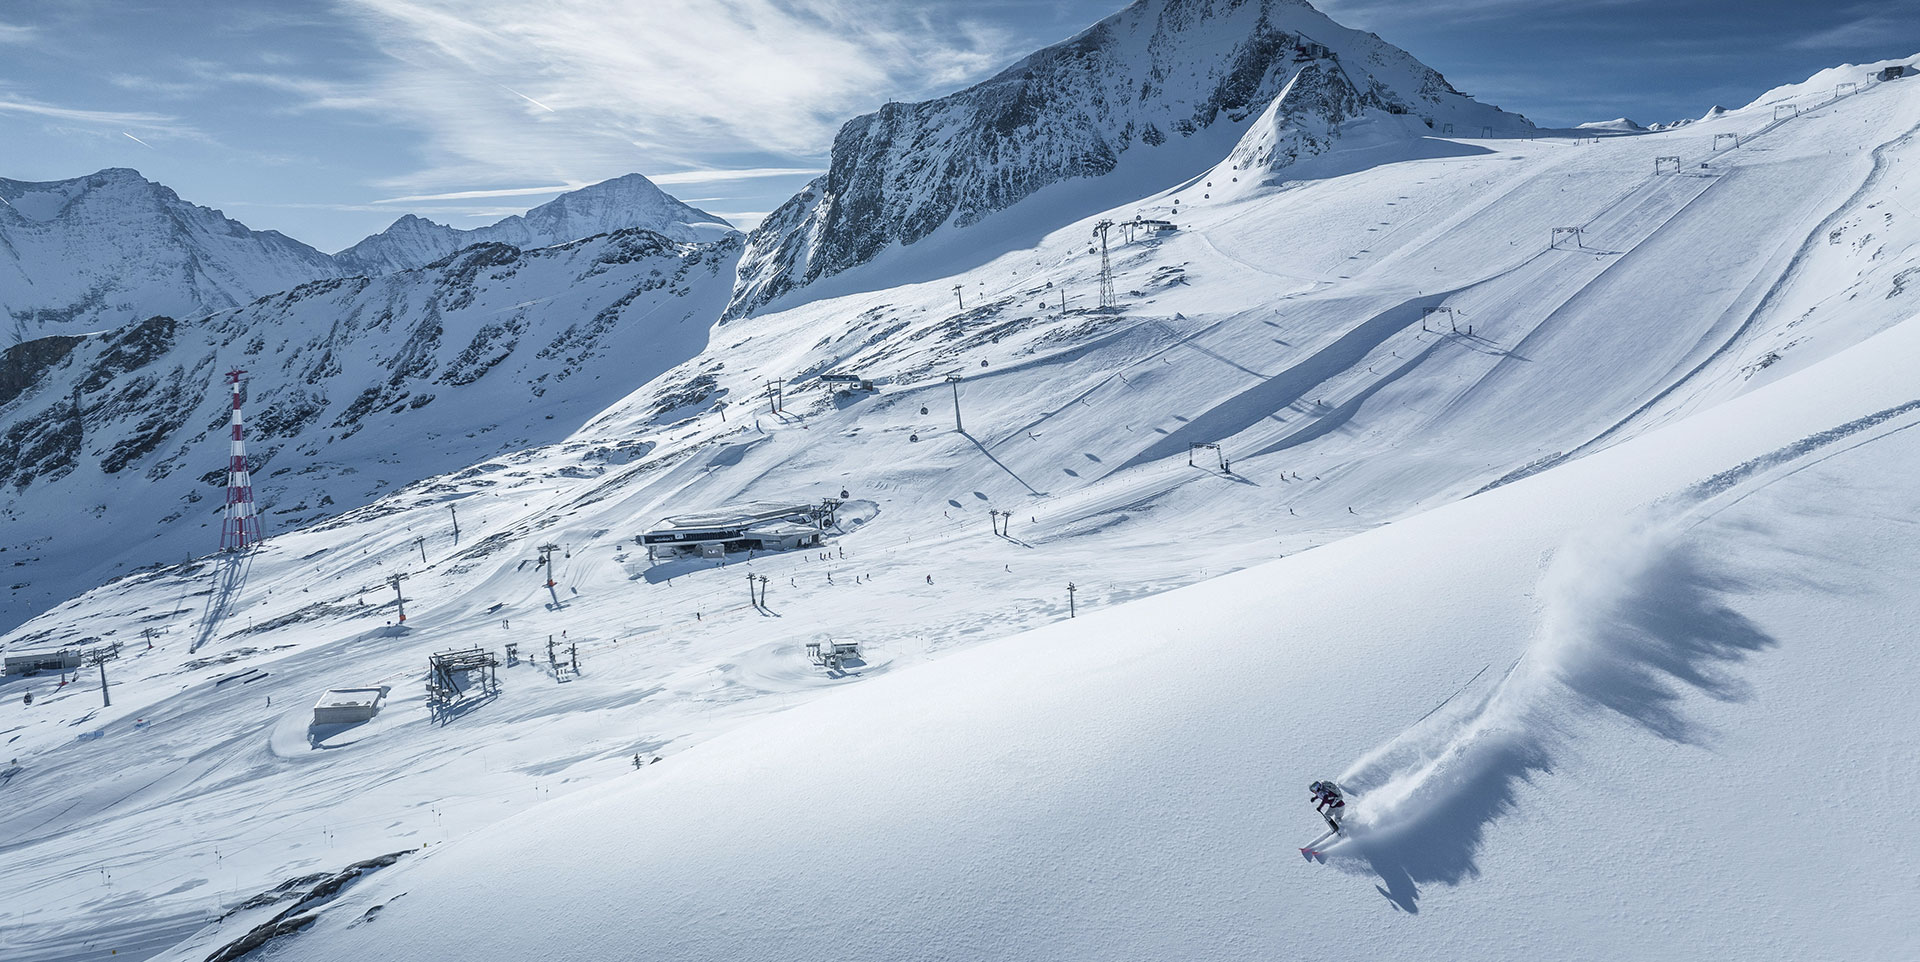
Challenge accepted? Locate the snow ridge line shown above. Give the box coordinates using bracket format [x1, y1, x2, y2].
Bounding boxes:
[1682, 395, 1920, 512]
[203, 849, 414, 962]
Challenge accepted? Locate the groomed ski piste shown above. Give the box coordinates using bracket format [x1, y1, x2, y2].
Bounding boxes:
[3, 57, 1920, 961]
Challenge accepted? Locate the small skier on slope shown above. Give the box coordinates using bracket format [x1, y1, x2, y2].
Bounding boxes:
[1309, 780, 1346, 832]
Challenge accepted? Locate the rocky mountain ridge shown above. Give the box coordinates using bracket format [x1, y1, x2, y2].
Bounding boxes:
[333, 173, 735, 274]
[725, 0, 1532, 318]
[0, 226, 740, 631]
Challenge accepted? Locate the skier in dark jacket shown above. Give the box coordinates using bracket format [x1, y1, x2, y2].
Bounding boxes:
[1310, 780, 1346, 831]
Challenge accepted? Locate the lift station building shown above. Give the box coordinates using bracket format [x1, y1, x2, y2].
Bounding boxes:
[4, 646, 81, 676]
[641, 501, 830, 560]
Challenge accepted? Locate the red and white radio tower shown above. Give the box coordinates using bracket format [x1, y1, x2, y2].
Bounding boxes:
[220, 369, 263, 552]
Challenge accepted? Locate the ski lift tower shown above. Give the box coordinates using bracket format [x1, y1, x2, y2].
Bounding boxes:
[1187, 442, 1228, 472]
[1092, 220, 1117, 311]
[219, 369, 263, 552]
[945, 373, 965, 432]
[1550, 226, 1586, 249]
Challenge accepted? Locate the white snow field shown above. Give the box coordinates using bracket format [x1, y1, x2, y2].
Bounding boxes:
[3, 59, 1919, 961]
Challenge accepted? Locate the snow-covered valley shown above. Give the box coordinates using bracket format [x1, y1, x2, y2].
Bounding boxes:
[2, 2, 1919, 958]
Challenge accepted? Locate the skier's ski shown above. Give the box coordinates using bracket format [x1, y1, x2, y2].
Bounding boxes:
[1299, 828, 1340, 860]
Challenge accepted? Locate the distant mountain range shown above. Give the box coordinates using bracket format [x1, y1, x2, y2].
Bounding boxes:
[333, 174, 734, 275]
[1, 169, 736, 338]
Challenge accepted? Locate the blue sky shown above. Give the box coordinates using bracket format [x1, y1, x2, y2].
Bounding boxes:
[2, 0, 1913, 252]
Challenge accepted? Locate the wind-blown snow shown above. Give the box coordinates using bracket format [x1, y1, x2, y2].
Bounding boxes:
[1332, 515, 1768, 895]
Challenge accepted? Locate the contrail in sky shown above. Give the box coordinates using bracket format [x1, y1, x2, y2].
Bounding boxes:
[122, 132, 154, 149]
[501, 85, 556, 113]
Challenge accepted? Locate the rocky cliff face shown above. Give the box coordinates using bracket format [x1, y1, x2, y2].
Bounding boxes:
[334, 174, 736, 274]
[0, 228, 740, 631]
[1218, 59, 1367, 173]
[726, 0, 1530, 318]
[0, 168, 345, 339]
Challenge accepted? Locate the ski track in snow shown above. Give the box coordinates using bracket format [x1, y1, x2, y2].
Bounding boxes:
[1326, 398, 1920, 910]
[1328, 518, 1765, 910]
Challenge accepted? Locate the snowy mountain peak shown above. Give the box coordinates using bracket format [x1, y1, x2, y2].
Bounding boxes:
[334, 173, 736, 275]
[501, 173, 735, 248]
[1218, 57, 1378, 178]
[1, 168, 344, 337]
[724, 0, 1530, 318]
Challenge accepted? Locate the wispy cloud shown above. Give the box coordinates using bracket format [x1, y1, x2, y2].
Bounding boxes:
[213, 69, 385, 112]
[705, 210, 770, 229]
[373, 183, 583, 204]
[1788, 13, 1920, 51]
[1318, 0, 1641, 26]
[330, 0, 1023, 193]
[234, 200, 525, 217]
[648, 167, 822, 186]
[0, 21, 37, 44]
[107, 72, 212, 99]
[0, 95, 185, 132]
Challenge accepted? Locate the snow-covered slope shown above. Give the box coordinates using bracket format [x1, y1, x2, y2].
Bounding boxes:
[334, 174, 735, 274]
[251, 303, 1920, 962]
[726, 0, 1530, 318]
[0, 229, 740, 633]
[4, 49, 1920, 962]
[0, 169, 344, 338]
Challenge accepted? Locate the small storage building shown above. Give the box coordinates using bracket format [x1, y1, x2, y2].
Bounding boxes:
[1878, 65, 1911, 81]
[312, 686, 390, 725]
